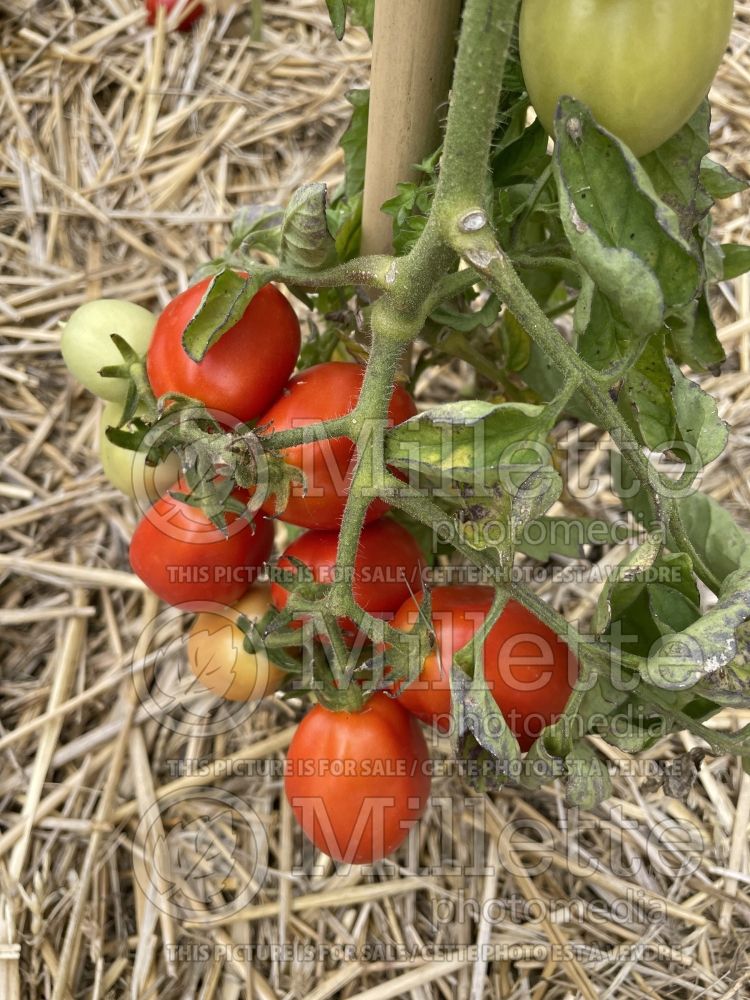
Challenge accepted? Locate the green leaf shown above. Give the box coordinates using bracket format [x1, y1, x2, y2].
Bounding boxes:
[640, 102, 712, 239]
[554, 97, 701, 337]
[565, 743, 612, 810]
[700, 157, 749, 200]
[492, 119, 549, 186]
[721, 244, 750, 281]
[519, 339, 598, 424]
[695, 622, 750, 707]
[182, 268, 274, 362]
[431, 294, 500, 333]
[517, 515, 629, 563]
[384, 399, 552, 487]
[597, 549, 702, 666]
[666, 358, 729, 466]
[593, 533, 663, 635]
[519, 733, 566, 790]
[676, 492, 750, 582]
[643, 571, 750, 690]
[666, 295, 725, 375]
[618, 336, 676, 451]
[325, 0, 346, 39]
[339, 89, 369, 200]
[577, 285, 641, 371]
[280, 183, 337, 270]
[229, 204, 283, 256]
[348, 0, 374, 37]
[618, 336, 728, 465]
[332, 191, 362, 262]
[452, 668, 521, 773]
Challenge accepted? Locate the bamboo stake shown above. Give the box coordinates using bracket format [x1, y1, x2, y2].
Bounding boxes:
[360, 0, 462, 255]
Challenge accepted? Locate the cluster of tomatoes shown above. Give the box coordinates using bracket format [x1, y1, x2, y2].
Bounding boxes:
[62, 275, 577, 863]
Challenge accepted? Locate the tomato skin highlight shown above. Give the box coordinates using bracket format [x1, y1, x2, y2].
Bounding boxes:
[284, 693, 431, 864]
[258, 362, 417, 530]
[392, 586, 578, 751]
[187, 583, 285, 702]
[129, 481, 274, 610]
[271, 518, 426, 639]
[146, 278, 300, 423]
[145, 0, 204, 31]
[520, 0, 733, 157]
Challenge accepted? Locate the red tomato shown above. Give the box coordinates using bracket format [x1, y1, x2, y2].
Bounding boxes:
[284, 693, 431, 863]
[392, 586, 578, 751]
[145, 0, 204, 31]
[130, 480, 274, 610]
[146, 277, 300, 423]
[258, 362, 416, 530]
[271, 518, 426, 640]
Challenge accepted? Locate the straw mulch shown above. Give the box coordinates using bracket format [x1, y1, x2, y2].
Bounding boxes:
[1, 2, 749, 998]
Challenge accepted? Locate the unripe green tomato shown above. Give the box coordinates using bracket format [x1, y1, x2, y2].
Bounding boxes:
[99, 401, 181, 505]
[61, 300, 156, 402]
[519, 0, 733, 157]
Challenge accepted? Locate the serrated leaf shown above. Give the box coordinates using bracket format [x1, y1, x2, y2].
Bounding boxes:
[182, 269, 273, 362]
[280, 183, 337, 270]
[554, 97, 701, 337]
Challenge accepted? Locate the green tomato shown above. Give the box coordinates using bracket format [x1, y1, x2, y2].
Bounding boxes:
[99, 401, 181, 506]
[61, 300, 155, 402]
[519, 0, 733, 157]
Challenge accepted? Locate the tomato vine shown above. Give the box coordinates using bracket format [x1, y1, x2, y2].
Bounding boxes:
[77, 0, 750, 809]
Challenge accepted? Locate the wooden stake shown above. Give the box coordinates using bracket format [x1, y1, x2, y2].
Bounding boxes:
[360, 0, 462, 255]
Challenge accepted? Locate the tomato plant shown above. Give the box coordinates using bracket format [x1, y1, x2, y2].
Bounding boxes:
[391, 586, 578, 751]
[271, 517, 426, 638]
[145, 0, 204, 31]
[61, 300, 155, 403]
[64, 0, 750, 826]
[147, 277, 300, 423]
[520, 0, 734, 157]
[258, 362, 416, 530]
[99, 401, 180, 505]
[129, 481, 274, 610]
[284, 693, 431, 863]
[187, 583, 285, 702]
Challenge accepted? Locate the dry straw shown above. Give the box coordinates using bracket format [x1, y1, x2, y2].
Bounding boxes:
[1, 1, 749, 997]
